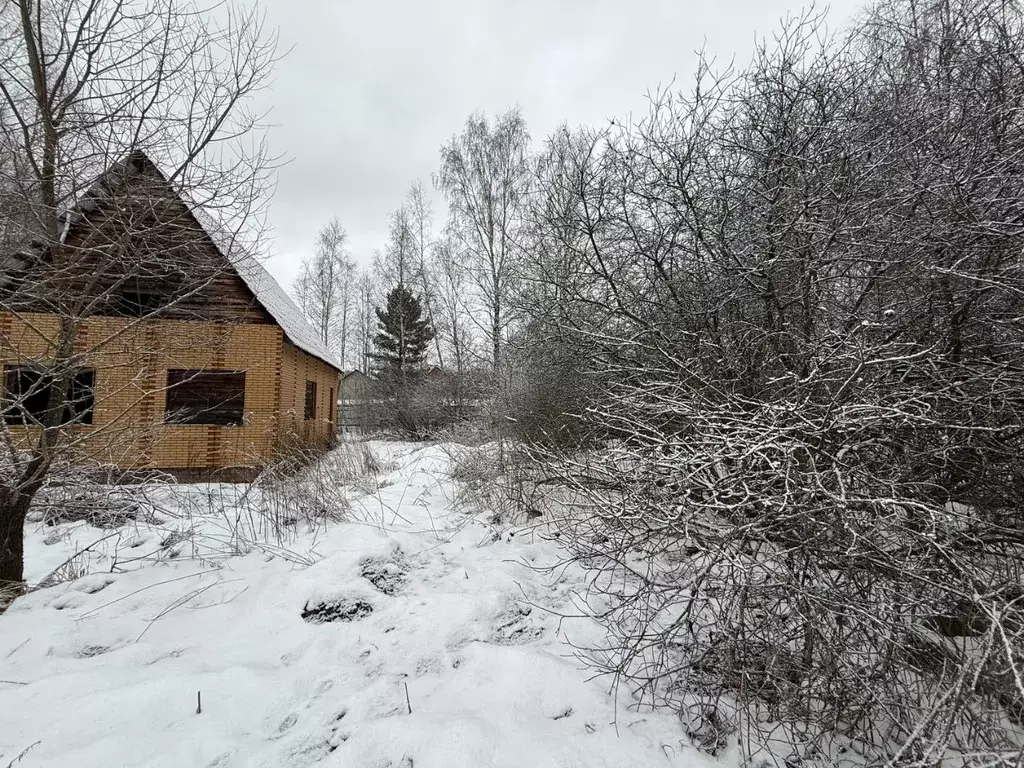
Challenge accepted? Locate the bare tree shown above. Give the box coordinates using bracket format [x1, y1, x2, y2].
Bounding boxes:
[375, 205, 413, 291]
[436, 108, 531, 372]
[428, 234, 473, 376]
[0, 0, 278, 588]
[510, 1, 1024, 764]
[406, 180, 444, 367]
[293, 217, 355, 362]
[351, 266, 378, 374]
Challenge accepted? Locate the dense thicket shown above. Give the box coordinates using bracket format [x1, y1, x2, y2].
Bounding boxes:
[513, 1, 1024, 764]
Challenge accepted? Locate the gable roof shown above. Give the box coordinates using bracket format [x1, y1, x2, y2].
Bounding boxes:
[65, 152, 342, 372]
[188, 206, 342, 372]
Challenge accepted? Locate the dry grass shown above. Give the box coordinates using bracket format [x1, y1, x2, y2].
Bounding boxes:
[12, 442, 386, 595]
[0, 581, 22, 615]
[445, 439, 547, 526]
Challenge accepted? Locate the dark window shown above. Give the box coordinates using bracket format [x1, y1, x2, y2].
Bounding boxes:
[3, 366, 95, 426]
[117, 290, 164, 317]
[165, 369, 245, 426]
[329, 387, 335, 423]
[304, 381, 317, 420]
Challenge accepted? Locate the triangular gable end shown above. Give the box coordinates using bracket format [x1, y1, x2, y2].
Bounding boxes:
[63, 152, 342, 373]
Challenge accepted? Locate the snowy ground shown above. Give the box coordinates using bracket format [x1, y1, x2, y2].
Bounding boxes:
[0, 442, 720, 768]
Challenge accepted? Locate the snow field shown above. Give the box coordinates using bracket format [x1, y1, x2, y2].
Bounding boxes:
[0, 443, 717, 768]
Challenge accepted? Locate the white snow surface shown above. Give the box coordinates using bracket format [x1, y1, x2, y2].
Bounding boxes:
[0, 443, 719, 768]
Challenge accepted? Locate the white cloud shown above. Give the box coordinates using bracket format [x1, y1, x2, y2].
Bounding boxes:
[256, 0, 866, 290]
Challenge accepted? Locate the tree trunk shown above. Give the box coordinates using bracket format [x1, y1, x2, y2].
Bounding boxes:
[0, 492, 30, 589]
[340, 301, 348, 368]
[492, 304, 501, 373]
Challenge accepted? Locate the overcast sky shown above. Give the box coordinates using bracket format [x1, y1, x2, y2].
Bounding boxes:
[255, 0, 867, 291]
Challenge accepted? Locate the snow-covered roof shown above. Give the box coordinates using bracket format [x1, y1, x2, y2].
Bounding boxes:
[232, 251, 341, 371]
[66, 151, 342, 372]
[187, 205, 342, 372]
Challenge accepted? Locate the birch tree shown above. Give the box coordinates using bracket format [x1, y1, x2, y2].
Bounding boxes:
[428, 234, 473, 375]
[351, 266, 378, 374]
[293, 217, 355, 363]
[375, 205, 413, 292]
[436, 108, 531, 372]
[406, 180, 444, 367]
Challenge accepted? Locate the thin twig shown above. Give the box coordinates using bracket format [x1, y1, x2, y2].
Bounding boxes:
[5, 740, 40, 767]
[36, 531, 122, 588]
[79, 568, 221, 619]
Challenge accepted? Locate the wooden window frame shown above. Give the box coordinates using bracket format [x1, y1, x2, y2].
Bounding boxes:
[304, 380, 317, 420]
[165, 369, 246, 427]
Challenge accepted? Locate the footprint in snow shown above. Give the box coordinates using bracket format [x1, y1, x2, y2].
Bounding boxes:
[490, 603, 544, 645]
[204, 752, 234, 768]
[282, 734, 337, 765]
[73, 574, 115, 594]
[414, 656, 442, 676]
[76, 644, 112, 658]
[277, 713, 298, 735]
[143, 648, 185, 666]
[329, 711, 351, 744]
[50, 592, 87, 611]
[379, 757, 414, 768]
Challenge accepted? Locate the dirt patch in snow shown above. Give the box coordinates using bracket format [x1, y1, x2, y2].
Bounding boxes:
[359, 556, 407, 596]
[301, 598, 373, 624]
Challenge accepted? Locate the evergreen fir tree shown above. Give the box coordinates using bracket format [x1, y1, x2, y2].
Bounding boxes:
[370, 285, 436, 395]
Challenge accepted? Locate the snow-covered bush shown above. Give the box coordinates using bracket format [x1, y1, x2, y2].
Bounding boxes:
[446, 441, 544, 526]
[179, 441, 384, 557]
[535, 393, 1024, 765]
[509, 1, 1024, 763]
[256, 441, 380, 525]
[28, 466, 166, 529]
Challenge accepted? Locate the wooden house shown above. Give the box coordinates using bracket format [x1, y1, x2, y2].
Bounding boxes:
[339, 369, 372, 402]
[0, 152, 342, 480]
